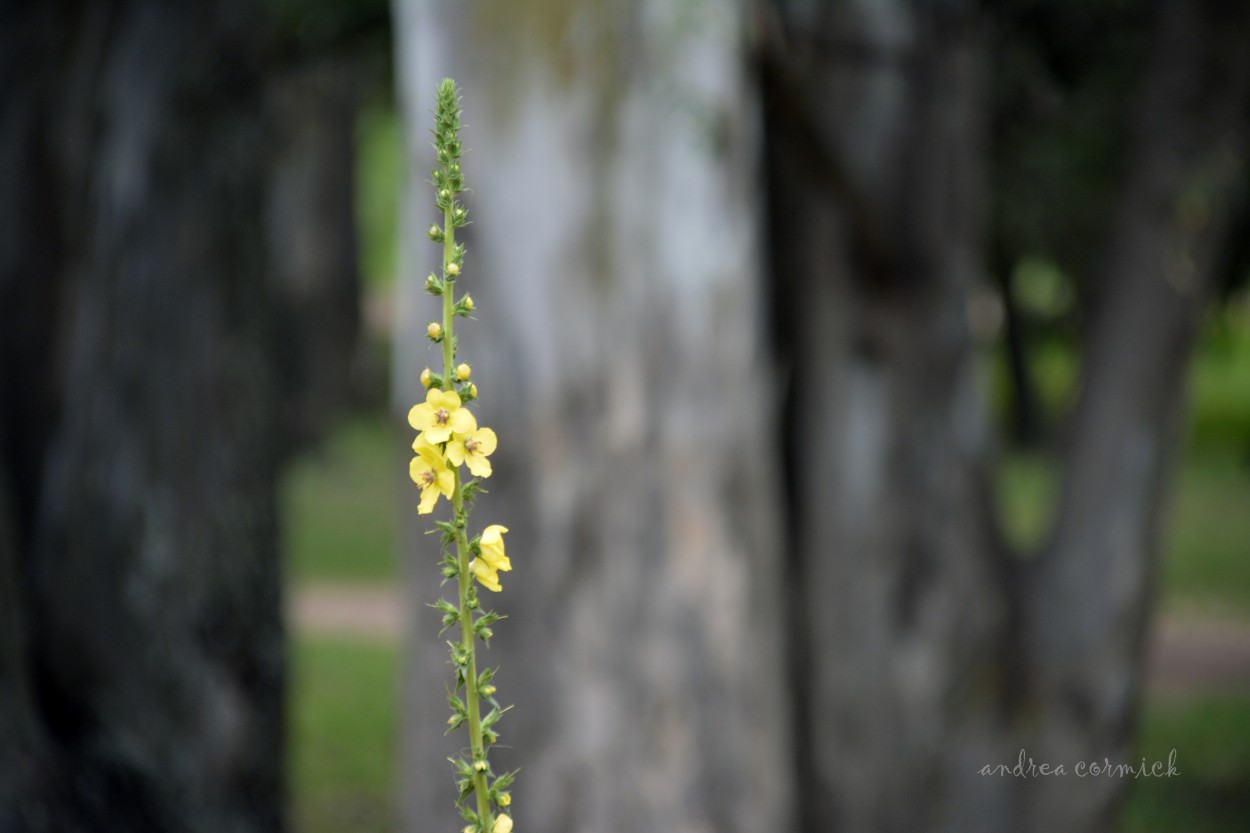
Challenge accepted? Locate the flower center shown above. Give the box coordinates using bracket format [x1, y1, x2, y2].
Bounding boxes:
[465, 438, 480, 454]
[419, 471, 437, 487]
[434, 407, 450, 425]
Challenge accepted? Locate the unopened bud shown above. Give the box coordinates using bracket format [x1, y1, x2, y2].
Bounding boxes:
[424, 273, 443, 295]
[498, 793, 511, 807]
[447, 262, 461, 277]
[493, 815, 512, 833]
[427, 321, 443, 340]
[420, 368, 432, 388]
[456, 363, 472, 381]
[427, 224, 443, 240]
[473, 760, 488, 772]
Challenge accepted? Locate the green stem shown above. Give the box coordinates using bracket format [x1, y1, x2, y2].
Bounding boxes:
[442, 203, 493, 831]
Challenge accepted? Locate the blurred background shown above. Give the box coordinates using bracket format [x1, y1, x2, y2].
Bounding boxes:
[2, 1, 1249, 833]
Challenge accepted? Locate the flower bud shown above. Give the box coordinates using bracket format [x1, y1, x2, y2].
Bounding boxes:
[473, 760, 488, 772]
[424, 273, 443, 295]
[456, 363, 472, 381]
[498, 793, 511, 807]
[447, 262, 461, 277]
[427, 321, 443, 340]
[468, 383, 478, 399]
[420, 368, 433, 388]
[427, 224, 443, 241]
[493, 815, 512, 833]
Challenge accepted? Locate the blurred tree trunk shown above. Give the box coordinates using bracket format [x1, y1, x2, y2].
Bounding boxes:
[266, 55, 366, 452]
[765, 1, 1250, 832]
[392, 2, 793, 832]
[762, 4, 1013, 831]
[0, 2, 285, 831]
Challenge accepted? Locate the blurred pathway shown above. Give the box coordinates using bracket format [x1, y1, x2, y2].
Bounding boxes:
[290, 584, 1250, 696]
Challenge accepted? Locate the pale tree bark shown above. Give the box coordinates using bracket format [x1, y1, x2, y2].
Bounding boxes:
[0, 2, 285, 831]
[392, 2, 792, 832]
[765, 1, 1250, 832]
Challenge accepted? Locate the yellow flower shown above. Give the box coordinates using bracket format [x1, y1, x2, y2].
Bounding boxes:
[493, 815, 512, 833]
[409, 441, 453, 514]
[447, 427, 497, 478]
[479, 524, 511, 572]
[470, 558, 502, 592]
[409, 388, 477, 444]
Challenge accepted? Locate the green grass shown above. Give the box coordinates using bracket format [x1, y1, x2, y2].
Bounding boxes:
[1163, 454, 1250, 616]
[290, 636, 400, 833]
[282, 415, 398, 583]
[1124, 697, 1250, 833]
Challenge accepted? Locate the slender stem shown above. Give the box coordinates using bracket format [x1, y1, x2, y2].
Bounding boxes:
[442, 202, 493, 830]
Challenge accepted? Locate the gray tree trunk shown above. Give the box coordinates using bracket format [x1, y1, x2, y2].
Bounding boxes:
[266, 54, 366, 451]
[1022, 2, 1250, 830]
[765, 1, 1250, 832]
[0, 3, 285, 831]
[762, 3, 1013, 831]
[392, 2, 793, 832]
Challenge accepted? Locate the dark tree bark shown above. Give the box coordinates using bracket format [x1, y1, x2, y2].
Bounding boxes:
[0, 2, 286, 832]
[1022, 2, 1250, 830]
[266, 55, 366, 451]
[765, 1, 1250, 832]
[762, 4, 1013, 831]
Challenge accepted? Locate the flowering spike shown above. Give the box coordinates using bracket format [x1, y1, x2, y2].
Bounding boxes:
[407, 79, 514, 832]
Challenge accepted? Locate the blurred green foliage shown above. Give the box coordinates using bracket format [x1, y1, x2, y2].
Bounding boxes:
[356, 104, 402, 290]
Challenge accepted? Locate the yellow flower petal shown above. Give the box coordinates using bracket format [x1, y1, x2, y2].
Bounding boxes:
[415, 443, 445, 467]
[449, 407, 477, 437]
[409, 456, 429, 484]
[417, 486, 439, 514]
[466, 454, 493, 479]
[479, 525, 510, 572]
[430, 388, 461, 410]
[493, 814, 512, 833]
[470, 559, 502, 592]
[474, 427, 498, 455]
[445, 438, 466, 467]
[437, 469, 455, 497]
[408, 403, 435, 431]
[423, 424, 452, 444]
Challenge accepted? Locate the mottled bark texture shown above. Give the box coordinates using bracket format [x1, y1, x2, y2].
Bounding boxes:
[764, 1, 1250, 832]
[392, 2, 792, 832]
[763, 3, 1012, 831]
[0, 2, 285, 832]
